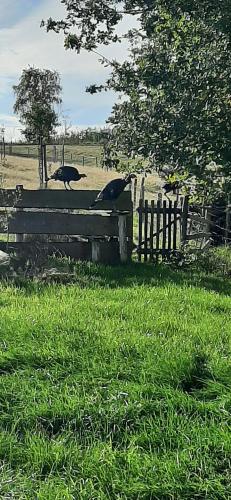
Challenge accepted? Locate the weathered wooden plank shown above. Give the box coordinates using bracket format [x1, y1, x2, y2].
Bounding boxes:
[0, 240, 121, 265]
[138, 206, 181, 214]
[0, 241, 91, 260]
[0, 189, 132, 211]
[186, 232, 211, 240]
[189, 214, 208, 225]
[0, 211, 123, 237]
[139, 249, 178, 256]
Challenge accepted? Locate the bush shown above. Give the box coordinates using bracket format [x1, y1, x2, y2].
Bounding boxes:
[196, 246, 231, 276]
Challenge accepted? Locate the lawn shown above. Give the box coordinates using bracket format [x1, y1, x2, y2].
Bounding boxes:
[0, 261, 231, 499]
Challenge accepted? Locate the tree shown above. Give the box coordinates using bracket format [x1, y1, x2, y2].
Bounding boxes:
[13, 67, 62, 142]
[43, 1, 231, 199]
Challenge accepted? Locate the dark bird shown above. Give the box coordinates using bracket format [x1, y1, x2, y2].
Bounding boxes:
[89, 173, 137, 211]
[47, 165, 87, 190]
[163, 180, 182, 197]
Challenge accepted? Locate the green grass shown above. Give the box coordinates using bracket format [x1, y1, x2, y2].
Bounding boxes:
[0, 261, 231, 499]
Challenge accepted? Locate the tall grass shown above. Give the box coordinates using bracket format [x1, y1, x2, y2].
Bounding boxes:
[0, 261, 231, 499]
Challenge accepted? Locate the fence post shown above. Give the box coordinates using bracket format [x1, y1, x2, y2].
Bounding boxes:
[43, 144, 48, 189]
[140, 176, 145, 202]
[15, 185, 24, 243]
[181, 195, 189, 246]
[118, 215, 128, 263]
[38, 137, 44, 188]
[62, 142, 65, 166]
[91, 240, 101, 262]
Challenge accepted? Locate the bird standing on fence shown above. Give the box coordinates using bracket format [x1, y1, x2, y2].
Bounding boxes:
[46, 165, 87, 190]
[162, 180, 182, 198]
[89, 174, 137, 211]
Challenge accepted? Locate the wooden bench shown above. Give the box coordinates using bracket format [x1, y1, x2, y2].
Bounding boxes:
[0, 186, 133, 264]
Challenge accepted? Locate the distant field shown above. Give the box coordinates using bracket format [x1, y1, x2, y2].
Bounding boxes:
[0, 155, 162, 199]
[5, 144, 103, 168]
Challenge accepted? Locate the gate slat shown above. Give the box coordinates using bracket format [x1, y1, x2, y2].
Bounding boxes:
[150, 200, 154, 262]
[173, 201, 178, 250]
[144, 200, 148, 262]
[162, 200, 167, 251]
[168, 200, 172, 251]
[156, 200, 161, 263]
[138, 199, 143, 262]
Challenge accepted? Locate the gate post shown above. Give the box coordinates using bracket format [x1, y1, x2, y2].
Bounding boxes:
[181, 195, 189, 246]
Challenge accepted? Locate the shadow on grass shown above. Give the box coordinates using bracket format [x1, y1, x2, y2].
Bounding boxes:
[71, 261, 231, 297]
[2, 260, 231, 297]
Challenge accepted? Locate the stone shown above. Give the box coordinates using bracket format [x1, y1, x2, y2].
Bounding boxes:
[0, 250, 11, 274]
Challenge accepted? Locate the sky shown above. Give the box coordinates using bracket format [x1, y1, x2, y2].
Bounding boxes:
[0, 0, 131, 141]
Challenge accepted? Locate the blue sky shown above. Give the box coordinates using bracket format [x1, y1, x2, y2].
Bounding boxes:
[0, 0, 129, 140]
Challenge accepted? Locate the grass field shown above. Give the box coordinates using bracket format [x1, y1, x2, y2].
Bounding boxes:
[0, 261, 231, 499]
[0, 155, 162, 199]
[5, 144, 103, 168]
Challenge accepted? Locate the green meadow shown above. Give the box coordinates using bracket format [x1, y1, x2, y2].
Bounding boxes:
[0, 261, 231, 499]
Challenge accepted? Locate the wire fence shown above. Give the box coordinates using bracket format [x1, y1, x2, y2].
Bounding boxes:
[3, 143, 101, 168]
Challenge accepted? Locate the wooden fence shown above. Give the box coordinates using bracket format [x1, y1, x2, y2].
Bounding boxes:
[137, 197, 189, 261]
[0, 187, 133, 265]
[137, 195, 231, 261]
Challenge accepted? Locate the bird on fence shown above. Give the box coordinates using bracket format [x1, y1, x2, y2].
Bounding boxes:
[162, 180, 183, 198]
[89, 173, 137, 211]
[46, 165, 87, 190]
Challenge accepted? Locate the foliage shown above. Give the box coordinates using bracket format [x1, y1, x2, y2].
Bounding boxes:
[0, 261, 231, 497]
[43, 1, 231, 200]
[195, 246, 231, 276]
[13, 67, 62, 142]
[51, 126, 110, 145]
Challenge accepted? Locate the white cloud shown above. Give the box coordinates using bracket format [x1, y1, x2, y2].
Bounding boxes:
[0, 0, 137, 140]
[0, 0, 129, 79]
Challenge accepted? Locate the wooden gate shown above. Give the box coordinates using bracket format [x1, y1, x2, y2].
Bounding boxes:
[137, 197, 188, 261]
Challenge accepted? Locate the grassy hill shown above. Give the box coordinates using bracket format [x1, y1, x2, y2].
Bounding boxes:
[0, 261, 231, 499]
